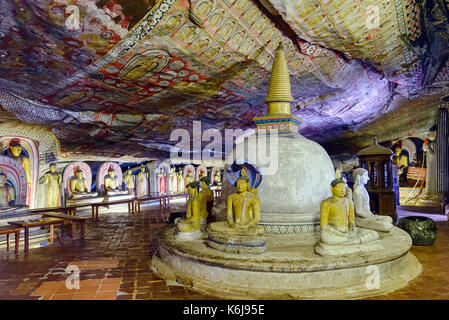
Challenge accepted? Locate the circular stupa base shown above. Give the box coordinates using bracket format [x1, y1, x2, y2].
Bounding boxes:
[151, 226, 422, 299]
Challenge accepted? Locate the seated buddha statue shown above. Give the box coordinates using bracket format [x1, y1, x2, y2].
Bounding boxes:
[185, 170, 194, 186]
[393, 147, 408, 182]
[213, 171, 221, 186]
[9, 140, 31, 187]
[317, 179, 379, 248]
[0, 172, 15, 209]
[208, 175, 263, 236]
[104, 169, 122, 196]
[352, 168, 393, 232]
[69, 170, 95, 198]
[199, 176, 214, 223]
[175, 181, 201, 236]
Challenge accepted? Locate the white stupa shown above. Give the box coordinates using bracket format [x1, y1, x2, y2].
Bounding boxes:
[221, 43, 335, 233]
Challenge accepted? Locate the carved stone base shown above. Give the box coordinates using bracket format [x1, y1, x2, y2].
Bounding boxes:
[176, 229, 203, 241]
[151, 226, 421, 299]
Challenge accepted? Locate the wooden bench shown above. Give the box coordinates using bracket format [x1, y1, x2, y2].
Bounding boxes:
[0, 226, 22, 255]
[40, 212, 88, 240]
[9, 218, 64, 253]
[134, 195, 168, 214]
[91, 198, 135, 220]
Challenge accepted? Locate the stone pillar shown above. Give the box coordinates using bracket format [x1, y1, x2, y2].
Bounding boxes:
[437, 106, 449, 194]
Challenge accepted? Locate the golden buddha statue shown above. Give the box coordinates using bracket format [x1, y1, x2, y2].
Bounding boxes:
[0, 172, 15, 208]
[352, 168, 393, 232]
[175, 181, 201, 233]
[177, 169, 185, 193]
[213, 171, 221, 186]
[185, 170, 194, 186]
[104, 169, 120, 195]
[44, 163, 62, 207]
[335, 166, 352, 200]
[138, 166, 149, 197]
[9, 141, 31, 186]
[318, 179, 379, 246]
[199, 176, 214, 223]
[208, 176, 263, 236]
[69, 170, 93, 198]
[124, 168, 135, 195]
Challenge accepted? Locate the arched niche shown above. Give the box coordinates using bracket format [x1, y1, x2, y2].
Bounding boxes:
[62, 162, 92, 198]
[96, 162, 123, 194]
[0, 156, 27, 205]
[0, 137, 39, 208]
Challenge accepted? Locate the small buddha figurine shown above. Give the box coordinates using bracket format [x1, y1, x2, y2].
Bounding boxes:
[104, 169, 119, 195]
[69, 170, 91, 198]
[177, 169, 185, 193]
[393, 147, 409, 182]
[0, 172, 15, 208]
[9, 140, 31, 186]
[318, 178, 379, 246]
[44, 163, 62, 207]
[124, 168, 135, 195]
[138, 166, 149, 197]
[213, 171, 221, 186]
[175, 181, 201, 233]
[199, 176, 214, 223]
[157, 167, 166, 195]
[352, 168, 393, 232]
[185, 170, 194, 186]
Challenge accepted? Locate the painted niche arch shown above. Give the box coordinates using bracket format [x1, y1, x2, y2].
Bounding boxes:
[0, 156, 27, 205]
[196, 165, 208, 180]
[62, 162, 92, 198]
[96, 162, 123, 194]
[0, 137, 39, 208]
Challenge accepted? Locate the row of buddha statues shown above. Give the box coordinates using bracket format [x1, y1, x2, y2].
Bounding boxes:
[174, 166, 393, 256]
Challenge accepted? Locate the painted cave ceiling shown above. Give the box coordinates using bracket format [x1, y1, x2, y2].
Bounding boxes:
[0, 0, 448, 160]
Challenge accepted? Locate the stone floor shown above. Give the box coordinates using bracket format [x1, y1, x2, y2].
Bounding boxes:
[0, 203, 447, 300]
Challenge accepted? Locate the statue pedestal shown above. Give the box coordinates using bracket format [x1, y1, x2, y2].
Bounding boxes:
[206, 221, 266, 254]
[151, 226, 421, 299]
[176, 229, 203, 241]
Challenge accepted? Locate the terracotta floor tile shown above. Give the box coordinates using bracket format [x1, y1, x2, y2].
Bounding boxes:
[52, 293, 75, 300]
[94, 292, 117, 300]
[73, 292, 96, 300]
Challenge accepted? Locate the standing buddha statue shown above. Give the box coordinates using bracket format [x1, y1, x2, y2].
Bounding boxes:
[44, 163, 62, 207]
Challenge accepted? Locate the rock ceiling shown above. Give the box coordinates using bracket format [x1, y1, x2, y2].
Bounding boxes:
[0, 0, 448, 160]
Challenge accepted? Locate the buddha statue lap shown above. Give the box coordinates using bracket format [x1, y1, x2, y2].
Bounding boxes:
[315, 179, 380, 256]
[174, 181, 202, 240]
[352, 168, 393, 232]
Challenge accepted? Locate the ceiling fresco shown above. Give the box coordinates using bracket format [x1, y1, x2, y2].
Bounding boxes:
[0, 0, 448, 159]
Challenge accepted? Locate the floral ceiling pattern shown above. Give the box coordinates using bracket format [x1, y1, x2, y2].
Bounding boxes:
[0, 0, 448, 159]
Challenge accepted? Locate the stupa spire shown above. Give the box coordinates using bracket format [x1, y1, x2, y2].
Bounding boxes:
[264, 42, 294, 115]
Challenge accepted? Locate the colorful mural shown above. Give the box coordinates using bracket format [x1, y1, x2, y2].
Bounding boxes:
[0, 0, 447, 160]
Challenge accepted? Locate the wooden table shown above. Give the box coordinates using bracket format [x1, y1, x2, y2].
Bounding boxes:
[40, 212, 88, 240]
[8, 218, 64, 253]
[134, 195, 167, 214]
[0, 226, 22, 255]
[91, 199, 135, 220]
[30, 205, 82, 216]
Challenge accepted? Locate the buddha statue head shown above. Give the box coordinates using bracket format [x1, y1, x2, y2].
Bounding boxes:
[187, 181, 200, 196]
[394, 147, 402, 156]
[10, 140, 22, 157]
[236, 176, 250, 193]
[330, 178, 347, 198]
[352, 168, 369, 186]
[49, 163, 57, 173]
[75, 169, 84, 180]
[108, 169, 116, 178]
[200, 176, 210, 189]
